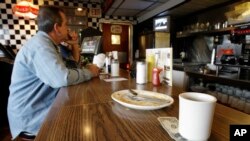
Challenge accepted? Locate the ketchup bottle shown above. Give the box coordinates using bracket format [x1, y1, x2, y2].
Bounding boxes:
[152, 67, 162, 86]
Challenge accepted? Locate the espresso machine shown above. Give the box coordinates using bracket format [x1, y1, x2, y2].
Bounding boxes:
[233, 24, 250, 66]
[238, 40, 250, 66]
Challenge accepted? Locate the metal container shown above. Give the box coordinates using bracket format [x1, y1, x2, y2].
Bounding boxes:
[111, 59, 119, 77]
[136, 61, 147, 84]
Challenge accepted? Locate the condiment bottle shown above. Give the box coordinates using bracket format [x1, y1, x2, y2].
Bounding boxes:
[152, 67, 162, 86]
[146, 54, 155, 82]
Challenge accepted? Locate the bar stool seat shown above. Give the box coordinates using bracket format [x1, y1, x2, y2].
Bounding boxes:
[17, 132, 36, 141]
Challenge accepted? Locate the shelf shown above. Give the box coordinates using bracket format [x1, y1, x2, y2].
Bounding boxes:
[176, 27, 235, 38]
[185, 70, 250, 89]
[215, 63, 250, 69]
[214, 64, 250, 80]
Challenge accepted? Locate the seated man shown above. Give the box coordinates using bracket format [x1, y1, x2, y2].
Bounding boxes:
[7, 6, 100, 140]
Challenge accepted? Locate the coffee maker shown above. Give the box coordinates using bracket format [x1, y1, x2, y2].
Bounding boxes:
[220, 48, 237, 64]
[216, 35, 241, 65]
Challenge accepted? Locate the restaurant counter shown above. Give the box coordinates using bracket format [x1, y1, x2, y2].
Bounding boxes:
[173, 62, 206, 71]
[172, 62, 204, 90]
[35, 69, 250, 141]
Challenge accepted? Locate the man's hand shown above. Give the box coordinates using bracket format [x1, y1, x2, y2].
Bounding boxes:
[66, 31, 79, 45]
[61, 31, 80, 62]
[86, 64, 100, 77]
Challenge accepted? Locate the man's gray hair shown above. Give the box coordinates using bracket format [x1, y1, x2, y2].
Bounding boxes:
[37, 6, 64, 33]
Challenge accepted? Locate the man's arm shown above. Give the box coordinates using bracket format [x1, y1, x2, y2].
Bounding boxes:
[70, 43, 80, 62]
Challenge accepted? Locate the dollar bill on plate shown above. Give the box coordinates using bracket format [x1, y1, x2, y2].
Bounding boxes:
[158, 117, 187, 141]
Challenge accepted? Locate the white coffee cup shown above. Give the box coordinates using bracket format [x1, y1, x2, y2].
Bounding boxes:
[179, 92, 217, 141]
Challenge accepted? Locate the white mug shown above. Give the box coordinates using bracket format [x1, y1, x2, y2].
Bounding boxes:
[179, 92, 217, 141]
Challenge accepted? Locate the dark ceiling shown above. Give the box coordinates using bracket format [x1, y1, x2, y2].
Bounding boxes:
[71, 0, 246, 23]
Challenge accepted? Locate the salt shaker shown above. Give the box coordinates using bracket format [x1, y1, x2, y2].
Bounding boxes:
[111, 59, 119, 77]
[136, 61, 147, 84]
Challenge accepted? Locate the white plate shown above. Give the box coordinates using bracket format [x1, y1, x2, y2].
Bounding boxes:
[111, 89, 174, 110]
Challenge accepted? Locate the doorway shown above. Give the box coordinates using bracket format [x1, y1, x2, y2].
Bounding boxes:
[100, 22, 132, 69]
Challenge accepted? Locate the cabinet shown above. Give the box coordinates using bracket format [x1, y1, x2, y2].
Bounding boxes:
[185, 69, 250, 114]
[176, 27, 234, 38]
[186, 69, 250, 90]
[215, 64, 250, 80]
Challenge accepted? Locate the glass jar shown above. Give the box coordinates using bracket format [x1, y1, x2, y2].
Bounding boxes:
[111, 59, 119, 77]
[136, 61, 147, 84]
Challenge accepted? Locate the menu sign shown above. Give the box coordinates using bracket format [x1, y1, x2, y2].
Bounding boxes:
[111, 25, 122, 34]
[88, 8, 102, 18]
[146, 48, 173, 86]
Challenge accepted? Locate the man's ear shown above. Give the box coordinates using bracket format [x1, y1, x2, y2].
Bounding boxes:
[54, 23, 61, 36]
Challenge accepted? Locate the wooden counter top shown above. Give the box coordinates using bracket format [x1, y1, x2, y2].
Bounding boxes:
[35, 69, 250, 141]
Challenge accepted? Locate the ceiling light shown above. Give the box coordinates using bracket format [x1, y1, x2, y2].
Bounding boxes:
[77, 7, 83, 11]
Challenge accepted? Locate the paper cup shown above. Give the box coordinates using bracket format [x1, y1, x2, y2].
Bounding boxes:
[179, 92, 217, 141]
